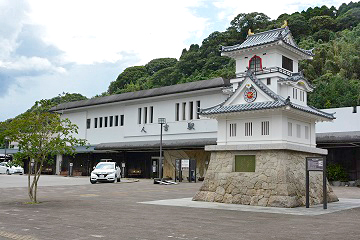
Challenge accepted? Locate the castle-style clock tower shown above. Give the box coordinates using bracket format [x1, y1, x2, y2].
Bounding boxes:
[193, 26, 338, 207]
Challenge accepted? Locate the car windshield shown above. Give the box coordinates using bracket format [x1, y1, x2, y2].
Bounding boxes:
[95, 163, 114, 170]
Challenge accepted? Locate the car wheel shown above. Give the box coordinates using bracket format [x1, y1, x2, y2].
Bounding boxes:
[6, 170, 10, 175]
[90, 180, 97, 184]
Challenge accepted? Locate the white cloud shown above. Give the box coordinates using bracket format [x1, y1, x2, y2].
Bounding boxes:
[28, 0, 208, 65]
[0, 56, 65, 74]
[0, 0, 355, 121]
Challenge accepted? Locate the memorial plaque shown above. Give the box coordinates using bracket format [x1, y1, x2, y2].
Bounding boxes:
[307, 157, 324, 171]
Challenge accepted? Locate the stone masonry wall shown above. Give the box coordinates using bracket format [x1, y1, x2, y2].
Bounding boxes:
[192, 150, 338, 208]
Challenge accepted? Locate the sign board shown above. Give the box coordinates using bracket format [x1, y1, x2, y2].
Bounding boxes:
[307, 157, 324, 171]
[305, 156, 327, 209]
[69, 163, 73, 167]
[121, 163, 126, 168]
[181, 159, 189, 169]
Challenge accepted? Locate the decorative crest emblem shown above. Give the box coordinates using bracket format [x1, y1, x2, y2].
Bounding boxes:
[243, 84, 257, 103]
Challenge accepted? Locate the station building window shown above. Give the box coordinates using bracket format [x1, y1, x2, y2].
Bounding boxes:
[196, 101, 201, 119]
[115, 115, 119, 126]
[109, 116, 113, 127]
[120, 115, 124, 126]
[86, 119, 91, 129]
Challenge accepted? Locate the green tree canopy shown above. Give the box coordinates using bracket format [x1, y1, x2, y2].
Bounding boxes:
[108, 66, 148, 94]
[1, 100, 87, 203]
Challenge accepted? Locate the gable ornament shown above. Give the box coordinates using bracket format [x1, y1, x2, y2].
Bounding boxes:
[244, 83, 257, 103]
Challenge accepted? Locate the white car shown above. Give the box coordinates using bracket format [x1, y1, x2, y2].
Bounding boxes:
[90, 162, 121, 184]
[0, 162, 24, 175]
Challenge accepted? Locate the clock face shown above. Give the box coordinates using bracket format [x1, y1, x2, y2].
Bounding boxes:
[244, 88, 257, 103]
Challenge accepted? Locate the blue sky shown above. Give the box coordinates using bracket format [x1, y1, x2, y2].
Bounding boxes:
[0, 0, 351, 121]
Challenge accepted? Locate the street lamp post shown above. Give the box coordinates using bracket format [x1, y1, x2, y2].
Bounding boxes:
[4, 137, 9, 162]
[158, 118, 166, 180]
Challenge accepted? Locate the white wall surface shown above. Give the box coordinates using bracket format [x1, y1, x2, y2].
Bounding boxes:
[316, 106, 360, 133]
[216, 110, 314, 147]
[61, 89, 228, 145]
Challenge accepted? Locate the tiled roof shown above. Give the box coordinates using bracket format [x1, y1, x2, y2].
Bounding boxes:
[278, 72, 315, 89]
[290, 103, 335, 119]
[222, 27, 314, 56]
[202, 100, 286, 115]
[201, 71, 334, 120]
[202, 98, 334, 119]
[50, 77, 230, 111]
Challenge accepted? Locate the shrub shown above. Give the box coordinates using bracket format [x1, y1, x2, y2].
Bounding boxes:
[327, 163, 349, 181]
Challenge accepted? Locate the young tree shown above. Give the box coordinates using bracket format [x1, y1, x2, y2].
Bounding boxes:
[1, 100, 86, 203]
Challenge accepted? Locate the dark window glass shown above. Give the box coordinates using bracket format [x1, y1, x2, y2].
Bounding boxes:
[196, 101, 201, 119]
[189, 101, 193, 120]
[175, 103, 179, 121]
[104, 117, 108, 127]
[86, 119, 91, 129]
[115, 115, 119, 126]
[182, 102, 186, 120]
[110, 116, 113, 127]
[267, 78, 271, 85]
[138, 108, 142, 124]
[120, 115, 124, 126]
[282, 56, 293, 71]
[249, 56, 261, 72]
[150, 106, 153, 123]
[144, 107, 148, 124]
[94, 118, 98, 128]
[99, 117, 103, 128]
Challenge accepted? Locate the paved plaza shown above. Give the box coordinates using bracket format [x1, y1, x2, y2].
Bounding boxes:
[0, 175, 360, 240]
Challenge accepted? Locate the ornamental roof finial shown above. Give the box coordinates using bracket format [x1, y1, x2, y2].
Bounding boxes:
[248, 29, 254, 36]
[281, 20, 288, 28]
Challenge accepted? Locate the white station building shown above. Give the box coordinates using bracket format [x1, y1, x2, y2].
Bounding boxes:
[48, 26, 346, 191]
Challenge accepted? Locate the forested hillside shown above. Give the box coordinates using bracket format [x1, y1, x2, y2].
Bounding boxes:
[107, 1, 360, 109]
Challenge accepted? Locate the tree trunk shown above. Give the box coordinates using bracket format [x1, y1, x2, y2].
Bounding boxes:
[28, 160, 32, 201]
[28, 158, 44, 203]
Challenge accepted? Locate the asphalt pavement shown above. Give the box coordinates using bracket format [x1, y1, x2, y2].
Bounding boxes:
[0, 175, 360, 240]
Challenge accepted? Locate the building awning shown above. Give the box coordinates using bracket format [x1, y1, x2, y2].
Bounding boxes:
[317, 131, 360, 148]
[95, 138, 217, 151]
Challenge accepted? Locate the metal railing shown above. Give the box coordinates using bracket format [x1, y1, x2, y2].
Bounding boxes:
[236, 67, 293, 78]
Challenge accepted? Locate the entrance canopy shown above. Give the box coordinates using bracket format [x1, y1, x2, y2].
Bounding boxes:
[95, 138, 217, 151]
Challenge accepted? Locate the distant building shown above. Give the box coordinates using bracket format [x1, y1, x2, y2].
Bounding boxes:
[316, 106, 360, 180]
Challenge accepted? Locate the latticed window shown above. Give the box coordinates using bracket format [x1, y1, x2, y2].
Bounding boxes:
[249, 55, 262, 72]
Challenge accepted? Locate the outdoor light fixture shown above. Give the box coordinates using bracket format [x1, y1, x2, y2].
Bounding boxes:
[158, 118, 166, 124]
[158, 118, 166, 180]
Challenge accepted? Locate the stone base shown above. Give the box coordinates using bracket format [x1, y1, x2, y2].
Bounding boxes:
[192, 150, 338, 208]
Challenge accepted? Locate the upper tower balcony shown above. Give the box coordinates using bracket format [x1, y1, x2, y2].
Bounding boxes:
[221, 26, 315, 104]
[221, 26, 314, 81]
